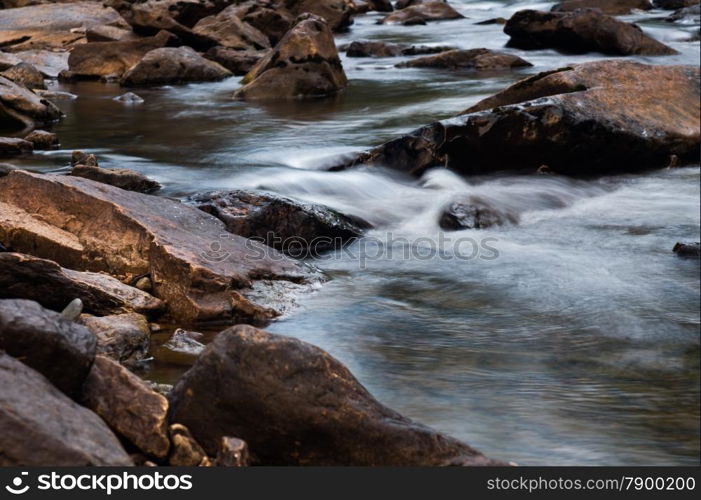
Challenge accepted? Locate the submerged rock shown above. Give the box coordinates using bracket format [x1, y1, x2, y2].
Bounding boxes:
[673, 241, 700, 257]
[81, 313, 152, 364]
[345, 40, 454, 57]
[0, 75, 63, 132]
[23, 129, 58, 149]
[121, 46, 232, 86]
[71, 164, 161, 193]
[114, 91, 145, 103]
[397, 48, 532, 70]
[439, 197, 519, 230]
[551, 0, 652, 15]
[1, 62, 46, 90]
[504, 9, 677, 55]
[379, 1, 464, 25]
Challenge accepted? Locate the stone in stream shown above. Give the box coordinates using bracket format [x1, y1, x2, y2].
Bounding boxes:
[215, 436, 250, 467]
[6, 50, 70, 79]
[23, 129, 59, 149]
[673, 242, 700, 257]
[0, 252, 165, 317]
[345, 40, 454, 57]
[396, 49, 532, 70]
[193, 6, 271, 51]
[666, 4, 701, 23]
[168, 325, 505, 466]
[0, 137, 33, 157]
[80, 355, 171, 460]
[234, 14, 347, 100]
[551, 0, 653, 15]
[439, 197, 519, 231]
[226, 1, 294, 46]
[0, 352, 132, 466]
[0, 62, 46, 90]
[0, 75, 63, 132]
[168, 423, 211, 466]
[0, 163, 18, 177]
[283, 0, 355, 32]
[121, 46, 232, 86]
[330, 61, 700, 177]
[114, 91, 145, 104]
[189, 190, 372, 254]
[0, 299, 96, 397]
[71, 164, 161, 193]
[155, 328, 205, 365]
[0, 170, 313, 325]
[655, 0, 699, 9]
[504, 9, 677, 55]
[80, 313, 152, 364]
[204, 47, 269, 75]
[379, 1, 464, 25]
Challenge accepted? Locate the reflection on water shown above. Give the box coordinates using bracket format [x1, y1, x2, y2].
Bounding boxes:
[13, 1, 700, 465]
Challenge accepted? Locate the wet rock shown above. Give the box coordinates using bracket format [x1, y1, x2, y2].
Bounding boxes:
[168, 423, 210, 466]
[0, 352, 132, 466]
[504, 9, 677, 55]
[121, 46, 232, 86]
[193, 6, 271, 51]
[0, 299, 96, 397]
[439, 197, 519, 230]
[114, 91, 145, 103]
[666, 4, 701, 22]
[148, 381, 174, 396]
[673, 241, 700, 257]
[0, 252, 165, 317]
[68, 30, 179, 79]
[397, 48, 532, 70]
[71, 149, 98, 166]
[551, 0, 652, 15]
[81, 313, 152, 364]
[0, 170, 312, 324]
[155, 328, 205, 365]
[283, 0, 355, 32]
[234, 14, 347, 100]
[0, 137, 33, 157]
[334, 61, 700, 177]
[215, 436, 249, 467]
[71, 164, 161, 193]
[23, 129, 58, 149]
[80, 355, 170, 459]
[0, 163, 18, 177]
[1, 62, 45, 90]
[228, 0, 294, 46]
[190, 190, 371, 254]
[169, 325, 503, 465]
[7, 50, 70, 79]
[204, 47, 268, 75]
[379, 1, 464, 25]
[35, 88, 77, 100]
[61, 298, 84, 321]
[345, 40, 454, 57]
[0, 75, 63, 132]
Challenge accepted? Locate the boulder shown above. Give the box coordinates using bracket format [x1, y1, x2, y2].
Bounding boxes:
[8, 49, 70, 78]
[168, 423, 210, 466]
[379, 1, 463, 25]
[234, 14, 347, 100]
[504, 9, 677, 55]
[1, 62, 45, 89]
[80, 355, 171, 459]
[121, 46, 232, 86]
[193, 6, 271, 51]
[551, 0, 652, 15]
[81, 313, 152, 364]
[215, 436, 250, 466]
[331, 61, 700, 177]
[397, 48, 532, 70]
[0, 170, 313, 324]
[169, 325, 503, 465]
[0, 137, 33, 157]
[0, 75, 63, 132]
[0, 298, 96, 397]
[189, 190, 371, 254]
[0, 352, 132, 466]
[345, 40, 454, 57]
[673, 241, 700, 257]
[70, 164, 161, 193]
[68, 30, 178, 79]
[204, 46, 268, 75]
[439, 197, 519, 230]
[229, 0, 294, 45]
[282, 0, 355, 31]
[23, 129, 58, 149]
[155, 328, 205, 365]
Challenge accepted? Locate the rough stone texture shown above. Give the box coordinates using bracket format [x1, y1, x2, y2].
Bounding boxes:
[234, 14, 347, 100]
[71, 164, 161, 193]
[379, 1, 463, 25]
[673, 241, 700, 257]
[155, 328, 205, 365]
[1, 62, 46, 89]
[439, 197, 519, 230]
[0, 75, 63, 132]
[504, 9, 677, 55]
[190, 190, 371, 253]
[168, 423, 210, 466]
[0, 163, 17, 177]
[0, 137, 33, 157]
[193, 6, 271, 51]
[81, 313, 152, 364]
[204, 46, 268, 75]
[86, 24, 139, 42]
[0, 352, 132, 466]
[168, 325, 503, 466]
[8, 50, 70, 78]
[397, 49, 532, 70]
[551, 0, 653, 15]
[229, 0, 294, 45]
[283, 0, 355, 32]
[0, 298, 96, 397]
[332, 61, 700, 177]
[121, 46, 232, 86]
[215, 436, 249, 466]
[0, 170, 311, 324]
[345, 40, 454, 57]
[23, 129, 58, 149]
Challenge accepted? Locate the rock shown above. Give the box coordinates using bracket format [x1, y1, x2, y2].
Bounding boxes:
[1, 62, 45, 89]
[667, 4, 701, 22]
[0, 137, 33, 157]
[673, 241, 700, 257]
[86, 24, 139, 42]
[234, 14, 347, 100]
[71, 164, 161, 194]
[61, 298, 84, 321]
[80, 355, 170, 459]
[332, 61, 700, 177]
[395, 0, 435, 8]
[135, 276, 152, 291]
[397, 48, 532, 70]
[0, 75, 63, 132]
[114, 91, 144, 103]
[81, 313, 152, 364]
[345, 40, 454, 57]
[148, 381, 174, 396]
[168, 325, 503, 465]
[379, 1, 464, 25]
[0, 51, 20, 71]
[215, 437, 249, 467]
[190, 190, 371, 254]
[0, 352, 132, 466]
[71, 149, 98, 166]
[504, 9, 677, 55]
[0, 252, 165, 317]
[474, 17, 507, 25]
[0, 298, 96, 397]
[0, 170, 312, 324]
[655, 0, 699, 9]
[23, 129, 58, 149]
[0, 163, 18, 177]
[551, 0, 652, 15]
[204, 46, 268, 75]
[68, 30, 179, 79]
[229, 0, 294, 45]
[0, 2, 131, 52]
[8, 50, 70, 78]
[283, 0, 355, 32]
[121, 46, 232, 86]
[366, 0, 394, 11]
[155, 328, 205, 365]
[168, 423, 210, 466]
[193, 6, 271, 51]
[35, 89, 77, 100]
[439, 197, 519, 230]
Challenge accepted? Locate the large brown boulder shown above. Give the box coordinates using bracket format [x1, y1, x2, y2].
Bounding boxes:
[234, 14, 347, 100]
[0, 75, 63, 132]
[330, 61, 700, 177]
[282, 0, 354, 31]
[121, 46, 232, 86]
[81, 313, 152, 364]
[0, 298, 96, 397]
[168, 325, 503, 466]
[0, 170, 312, 324]
[193, 5, 271, 51]
[396, 48, 532, 70]
[551, 0, 652, 14]
[379, 1, 463, 25]
[229, 0, 294, 45]
[0, 352, 132, 466]
[1, 62, 46, 90]
[70, 163, 161, 193]
[504, 9, 677, 55]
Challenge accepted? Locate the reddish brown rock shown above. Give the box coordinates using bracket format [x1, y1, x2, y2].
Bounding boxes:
[1, 62, 45, 89]
[204, 47, 269, 75]
[215, 436, 250, 467]
[379, 1, 463, 25]
[81, 313, 152, 364]
[345, 40, 454, 57]
[23, 129, 58, 149]
[283, 0, 355, 31]
[168, 423, 210, 466]
[121, 46, 231, 86]
[0, 75, 63, 132]
[229, 0, 294, 45]
[70, 163, 161, 193]
[193, 6, 270, 51]
[0, 137, 33, 157]
[397, 48, 532, 70]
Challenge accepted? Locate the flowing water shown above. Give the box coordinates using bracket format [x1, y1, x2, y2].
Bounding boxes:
[12, 1, 700, 465]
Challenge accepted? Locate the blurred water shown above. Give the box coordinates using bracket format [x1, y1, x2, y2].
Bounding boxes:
[13, 1, 700, 465]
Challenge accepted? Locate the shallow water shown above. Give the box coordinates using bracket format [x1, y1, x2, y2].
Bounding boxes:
[13, 1, 701, 465]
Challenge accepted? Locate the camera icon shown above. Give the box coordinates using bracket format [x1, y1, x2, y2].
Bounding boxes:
[5, 472, 29, 495]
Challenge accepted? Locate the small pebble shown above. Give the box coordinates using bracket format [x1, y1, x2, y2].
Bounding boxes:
[135, 276, 152, 291]
[60, 298, 83, 321]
